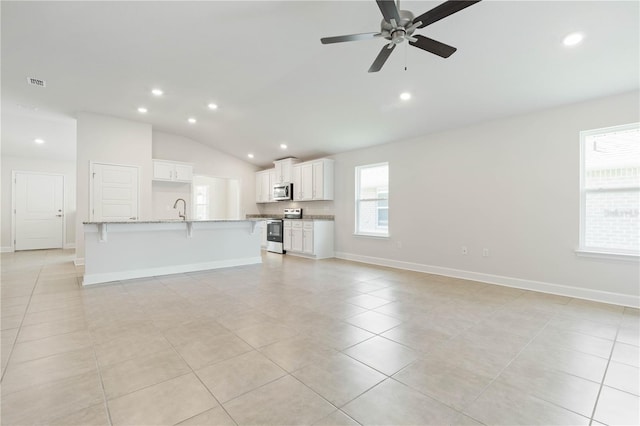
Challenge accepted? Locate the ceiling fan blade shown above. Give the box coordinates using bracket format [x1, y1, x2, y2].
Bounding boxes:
[413, 0, 481, 29]
[409, 34, 457, 58]
[376, 0, 401, 23]
[368, 43, 396, 73]
[321, 32, 382, 44]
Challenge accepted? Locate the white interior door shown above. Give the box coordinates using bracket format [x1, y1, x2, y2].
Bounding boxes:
[92, 163, 139, 221]
[14, 172, 64, 250]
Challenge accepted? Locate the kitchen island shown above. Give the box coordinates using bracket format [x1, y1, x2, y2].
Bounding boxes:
[82, 220, 262, 285]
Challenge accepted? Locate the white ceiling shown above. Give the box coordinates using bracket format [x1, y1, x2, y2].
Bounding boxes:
[2, 1, 638, 167]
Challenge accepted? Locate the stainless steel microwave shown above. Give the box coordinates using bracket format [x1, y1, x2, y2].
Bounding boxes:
[273, 183, 293, 201]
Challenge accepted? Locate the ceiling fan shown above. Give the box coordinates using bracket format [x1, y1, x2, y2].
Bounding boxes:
[320, 0, 481, 72]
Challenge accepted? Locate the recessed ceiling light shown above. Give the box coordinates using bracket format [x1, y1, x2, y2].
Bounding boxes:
[188, 117, 197, 124]
[563, 32, 584, 47]
[400, 92, 412, 101]
[137, 107, 148, 113]
[151, 88, 163, 96]
[34, 138, 45, 144]
[280, 144, 288, 149]
[247, 153, 254, 159]
[208, 103, 218, 110]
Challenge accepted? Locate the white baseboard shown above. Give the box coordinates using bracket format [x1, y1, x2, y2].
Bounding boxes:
[74, 258, 85, 266]
[335, 251, 639, 308]
[63, 243, 76, 249]
[1, 246, 14, 253]
[82, 256, 262, 286]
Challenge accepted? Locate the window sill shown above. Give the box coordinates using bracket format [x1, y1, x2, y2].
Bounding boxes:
[353, 232, 389, 239]
[575, 249, 640, 262]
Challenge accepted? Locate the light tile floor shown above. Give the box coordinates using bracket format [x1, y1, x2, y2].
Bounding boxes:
[1, 249, 639, 425]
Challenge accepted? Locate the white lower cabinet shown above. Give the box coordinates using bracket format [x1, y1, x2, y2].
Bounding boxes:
[283, 220, 334, 259]
[283, 220, 292, 251]
[291, 222, 303, 252]
[303, 222, 314, 255]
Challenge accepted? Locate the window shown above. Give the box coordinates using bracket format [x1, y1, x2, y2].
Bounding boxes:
[355, 163, 389, 236]
[579, 123, 639, 256]
[194, 185, 209, 220]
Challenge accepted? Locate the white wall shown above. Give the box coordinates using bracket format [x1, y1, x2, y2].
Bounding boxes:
[76, 112, 153, 260]
[1, 156, 77, 251]
[332, 91, 640, 306]
[152, 131, 259, 219]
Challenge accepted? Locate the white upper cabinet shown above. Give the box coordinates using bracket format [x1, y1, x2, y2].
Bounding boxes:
[255, 168, 276, 203]
[293, 158, 334, 201]
[153, 160, 193, 183]
[273, 158, 300, 184]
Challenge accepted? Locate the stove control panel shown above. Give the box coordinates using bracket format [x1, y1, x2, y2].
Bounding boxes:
[283, 208, 302, 219]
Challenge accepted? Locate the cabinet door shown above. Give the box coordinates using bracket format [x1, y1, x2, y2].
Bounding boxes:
[291, 228, 303, 252]
[303, 227, 314, 254]
[283, 221, 292, 251]
[255, 173, 262, 203]
[261, 172, 271, 203]
[292, 165, 302, 201]
[274, 162, 284, 183]
[153, 161, 174, 180]
[174, 164, 193, 182]
[312, 161, 323, 200]
[281, 162, 292, 183]
[301, 163, 313, 201]
[269, 170, 277, 202]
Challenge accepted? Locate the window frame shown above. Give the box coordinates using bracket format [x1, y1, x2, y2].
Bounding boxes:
[194, 184, 210, 220]
[354, 162, 389, 238]
[578, 122, 639, 259]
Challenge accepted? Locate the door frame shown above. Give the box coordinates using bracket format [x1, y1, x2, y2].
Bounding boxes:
[11, 170, 66, 252]
[89, 161, 141, 221]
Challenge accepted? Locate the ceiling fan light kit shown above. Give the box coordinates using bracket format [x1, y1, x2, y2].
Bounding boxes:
[321, 0, 481, 72]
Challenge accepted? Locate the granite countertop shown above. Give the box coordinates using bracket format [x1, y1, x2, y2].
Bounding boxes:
[83, 219, 263, 225]
[246, 214, 334, 221]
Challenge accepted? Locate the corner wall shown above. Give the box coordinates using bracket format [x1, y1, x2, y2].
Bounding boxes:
[332, 91, 640, 307]
[75, 112, 153, 261]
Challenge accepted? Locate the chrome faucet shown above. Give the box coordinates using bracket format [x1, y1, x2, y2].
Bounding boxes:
[173, 198, 187, 220]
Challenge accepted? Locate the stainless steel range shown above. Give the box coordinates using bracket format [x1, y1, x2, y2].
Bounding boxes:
[266, 209, 303, 254]
[266, 219, 285, 254]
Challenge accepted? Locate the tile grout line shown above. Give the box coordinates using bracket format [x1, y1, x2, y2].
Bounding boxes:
[455, 308, 558, 419]
[0, 255, 45, 383]
[155, 320, 242, 426]
[588, 319, 622, 425]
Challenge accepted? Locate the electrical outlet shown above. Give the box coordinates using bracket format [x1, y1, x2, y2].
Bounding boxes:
[483, 248, 489, 257]
[396, 241, 402, 249]
[462, 246, 468, 255]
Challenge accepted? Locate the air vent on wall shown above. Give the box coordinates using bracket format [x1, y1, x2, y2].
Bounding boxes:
[26, 77, 46, 87]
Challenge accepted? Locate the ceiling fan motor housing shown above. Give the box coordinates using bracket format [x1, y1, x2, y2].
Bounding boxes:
[381, 9, 415, 41]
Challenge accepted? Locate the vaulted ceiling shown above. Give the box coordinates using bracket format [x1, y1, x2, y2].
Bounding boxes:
[2, 1, 638, 166]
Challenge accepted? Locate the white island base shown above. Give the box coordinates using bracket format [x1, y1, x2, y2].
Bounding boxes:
[83, 220, 262, 285]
